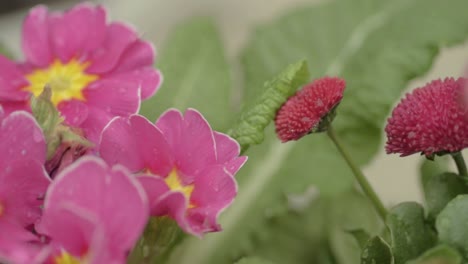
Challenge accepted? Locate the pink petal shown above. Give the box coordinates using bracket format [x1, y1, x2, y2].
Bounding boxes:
[48, 4, 106, 62]
[0, 160, 50, 227]
[137, 175, 170, 211]
[0, 56, 29, 101]
[213, 132, 248, 174]
[80, 107, 112, 144]
[0, 101, 30, 116]
[178, 109, 217, 178]
[0, 221, 47, 264]
[43, 157, 148, 253]
[0, 111, 46, 166]
[21, 5, 52, 67]
[155, 109, 183, 149]
[110, 40, 154, 74]
[190, 165, 237, 212]
[186, 165, 237, 234]
[58, 100, 89, 127]
[224, 156, 248, 175]
[87, 23, 138, 74]
[106, 67, 162, 100]
[213, 132, 240, 163]
[100, 115, 173, 175]
[37, 203, 98, 258]
[84, 78, 140, 117]
[156, 109, 216, 181]
[137, 176, 200, 235]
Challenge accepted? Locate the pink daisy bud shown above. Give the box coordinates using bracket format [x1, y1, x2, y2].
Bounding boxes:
[0, 3, 162, 143]
[36, 157, 149, 264]
[385, 77, 468, 157]
[99, 109, 247, 236]
[0, 109, 50, 261]
[275, 77, 346, 142]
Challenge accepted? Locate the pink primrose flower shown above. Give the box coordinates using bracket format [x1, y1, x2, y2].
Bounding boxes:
[36, 157, 149, 264]
[0, 3, 162, 143]
[99, 109, 247, 236]
[0, 109, 50, 262]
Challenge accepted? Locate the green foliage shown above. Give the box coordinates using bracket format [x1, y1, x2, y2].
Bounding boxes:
[348, 229, 371, 250]
[420, 157, 451, 190]
[228, 60, 309, 152]
[437, 195, 468, 261]
[407, 245, 462, 264]
[361, 236, 393, 264]
[164, 0, 468, 263]
[235, 257, 275, 264]
[386, 202, 437, 264]
[140, 17, 233, 131]
[246, 189, 381, 264]
[423, 172, 468, 219]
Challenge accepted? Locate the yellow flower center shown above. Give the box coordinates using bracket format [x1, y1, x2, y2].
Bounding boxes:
[165, 169, 195, 208]
[0, 202, 4, 217]
[24, 59, 98, 106]
[54, 252, 84, 264]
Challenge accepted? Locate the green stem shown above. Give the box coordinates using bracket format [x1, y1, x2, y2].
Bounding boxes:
[327, 126, 387, 221]
[451, 152, 468, 177]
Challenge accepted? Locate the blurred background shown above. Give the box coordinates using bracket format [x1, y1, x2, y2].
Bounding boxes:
[0, 0, 467, 205]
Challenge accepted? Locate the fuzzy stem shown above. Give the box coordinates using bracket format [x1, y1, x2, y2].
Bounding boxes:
[452, 152, 468, 177]
[327, 126, 387, 221]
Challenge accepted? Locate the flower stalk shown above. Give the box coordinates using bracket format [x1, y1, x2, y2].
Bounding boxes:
[451, 152, 468, 177]
[327, 126, 387, 221]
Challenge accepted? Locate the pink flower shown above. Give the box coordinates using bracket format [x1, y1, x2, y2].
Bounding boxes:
[0, 109, 50, 262]
[275, 77, 346, 142]
[36, 157, 148, 264]
[385, 77, 468, 157]
[0, 3, 162, 143]
[99, 109, 247, 236]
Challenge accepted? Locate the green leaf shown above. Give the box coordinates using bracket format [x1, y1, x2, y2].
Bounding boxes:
[407, 245, 462, 264]
[348, 229, 371, 250]
[228, 60, 309, 152]
[420, 156, 451, 190]
[423, 172, 468, 219]
[235, 257, 275, 264]
[168, 0, 468, 263]
[140, 17, 233, 131]
[361, 236, 393, 264]
[236, 189, 380, 264]
[387, 202, 437, 264]
[436, 195, 468, 261]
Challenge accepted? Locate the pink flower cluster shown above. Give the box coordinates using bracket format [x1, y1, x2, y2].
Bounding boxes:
[275, 77, 346, 142]
[385, 77, 468, 157]
[0, 3, 246, 264]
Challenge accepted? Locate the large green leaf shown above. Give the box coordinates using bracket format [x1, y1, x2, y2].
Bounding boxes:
[140, 17, 233, 130]
[235, 257, 275, 264]
[436, 195, 468, 261]
[361, 236, 393, 264]
[243, 189, 380, 264]
[168, 0, 468, 263]
[386, 202, 437, 264]
[407, 245, 462, 264]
